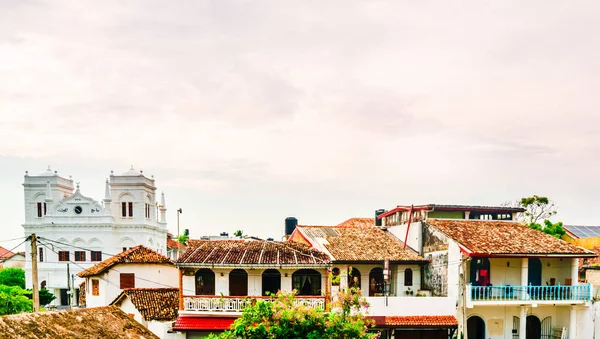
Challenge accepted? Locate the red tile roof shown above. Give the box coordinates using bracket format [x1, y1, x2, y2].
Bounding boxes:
[178, 240, 330, 267]
[296, 226, 426, 262]
[173, 316, 236, 331]
[0, 246, 15, 259]
[111, 288, 179, 321]
[369, 315, 457, 328]
[77, 245, 173, 277]
[427, 219, 596, 257]
[167, 238, 186, 249]
[336, 218, 375, 228]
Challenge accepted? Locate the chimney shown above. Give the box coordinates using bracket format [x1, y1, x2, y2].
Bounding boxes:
[375, 209, 386, 227]
[285, 217, 298, 236]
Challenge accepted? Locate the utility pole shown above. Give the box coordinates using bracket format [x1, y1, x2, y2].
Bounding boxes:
[30, 233, 40, 312]
[177, 208, 183, 259]
[66, 263, 71, 309]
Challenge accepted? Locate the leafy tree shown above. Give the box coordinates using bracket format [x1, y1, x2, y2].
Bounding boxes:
[38, 288, 56, 306]
[514, 195, 558, 224]
[178, 229, 190, 245]
[209, 288, 377, 339]
[0, 285, 32, 315]
[233, 230, 243, 238]
[0, 268, 26, 289]
[529, 220, 566, 239]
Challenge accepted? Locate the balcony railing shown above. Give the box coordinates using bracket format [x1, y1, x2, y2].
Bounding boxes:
[468, 284, 592, 303]
[183, 295, 326, 312]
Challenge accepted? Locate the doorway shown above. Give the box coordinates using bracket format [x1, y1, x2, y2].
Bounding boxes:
[467, 316, 485, 339]
[526, 315, 541, 339]
[229, 269, 248, 296]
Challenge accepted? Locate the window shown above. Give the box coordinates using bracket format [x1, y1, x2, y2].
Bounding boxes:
[121, 202, 134, 217]
[58, 251, 69, 262]
[145, 203, 151, 219]
[37, 202, 47, 217]
[91, 279, 99, 296]
[91, 251, 102, 262]
[120, 273, 135, 289]
[74, 251, 86, 262]
[39, 248, 44, 262]
[404, 268, 413, 286]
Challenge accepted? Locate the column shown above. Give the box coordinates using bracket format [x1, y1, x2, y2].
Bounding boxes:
[569, 306, 577, 339]
[521, 258, 528, 299]
[571, 258, 579, 286]
[519, 306, 527, 339]
[339, 265, 348, 289]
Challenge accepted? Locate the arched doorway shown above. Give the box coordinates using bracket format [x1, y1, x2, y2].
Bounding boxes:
[195, 269, 215, 295]
[467, 316, 485, 339]
[292, 269, 322, 296]
[404, 268, 413, 286]
[262, 269, 281, 296]
[528, 258, 542, 286]
[348, 267, 361, 289]
[470, 258, 491, 286]
[229, 269, 248, 296]
[369, 268, 384, 296]
[331, 268, 340, 287]
[526, 315, 541, 339]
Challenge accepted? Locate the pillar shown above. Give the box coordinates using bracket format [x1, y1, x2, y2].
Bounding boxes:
[569, 305, 577, 339]
[571, 258, 579, 286]
[521, 258, 528, 299]
[519, 306, 527, 339]
[340, 265, 348, 289]
[178, 269, 184, 310]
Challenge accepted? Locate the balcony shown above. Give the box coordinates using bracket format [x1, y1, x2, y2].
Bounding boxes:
[467, 283, 592, 307]
[182, 295, 326, 314]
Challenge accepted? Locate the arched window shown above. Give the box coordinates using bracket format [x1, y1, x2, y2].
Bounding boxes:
[404, 268, 413, 286]
[348, 267, 361, 289]
[331, 268, 340, 287]
[369, 268, 384, 296]
[262, 269, 281, 296]
[292, 269, 322, 296]
[229, 269, 248, 296]
[195, 269, 215, 295]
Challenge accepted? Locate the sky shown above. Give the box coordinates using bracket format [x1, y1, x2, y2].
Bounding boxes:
[1, 1, 599, 251]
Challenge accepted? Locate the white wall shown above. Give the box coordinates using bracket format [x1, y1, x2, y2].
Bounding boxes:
[368, 296, 454, 316]
[118, 295, 185, 339]
[386, 222, 423, 253]
[86, 263, 178, 307]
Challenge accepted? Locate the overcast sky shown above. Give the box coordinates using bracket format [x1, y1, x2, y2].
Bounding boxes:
[1, 1, 599, 250]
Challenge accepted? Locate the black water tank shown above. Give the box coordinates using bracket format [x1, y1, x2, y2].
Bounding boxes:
[285, 217, 298, 235]
[375, 209, 386, 226]
[220, 232, 229, 237]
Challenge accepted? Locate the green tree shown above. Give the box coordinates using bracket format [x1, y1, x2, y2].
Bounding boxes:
[178, 229, 190, 245]
[38, 288, 56, 306]
[518, 195, 558, 224]
[529, 220, 566, 239]
[0, 285, 33, 315]
[0, 268, 26, 289]
[209, 288, 377, 339]
[233, 230, 243, 238]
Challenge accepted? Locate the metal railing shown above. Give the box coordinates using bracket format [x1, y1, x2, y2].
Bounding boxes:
[468, 283, 592, 302]
[183, 295, 326, 312]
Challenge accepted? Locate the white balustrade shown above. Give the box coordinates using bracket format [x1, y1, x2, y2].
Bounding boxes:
[184, 296, 325, 312]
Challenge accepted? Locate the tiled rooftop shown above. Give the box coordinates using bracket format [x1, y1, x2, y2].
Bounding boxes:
[78, 245, 173, 277]
[112, 288, 179, 321]
[369, 315, 458, 327]
[178, 240, 330, 267]
[427, 219, 595, 256]
[167, 238, 186, 249]
[174, 316, 235, 331]
[0, 246, 15, 259]
[336, 218, 375, 228]
[297, 226, 426, 262]
[0, 306, 158, 338]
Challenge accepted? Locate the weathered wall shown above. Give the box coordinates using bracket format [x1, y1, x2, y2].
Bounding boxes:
[422, 223, 449, 297]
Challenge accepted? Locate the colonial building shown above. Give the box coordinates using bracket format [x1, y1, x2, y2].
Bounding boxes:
[378, 204, 597, 339]
[23, 167, 169, 306]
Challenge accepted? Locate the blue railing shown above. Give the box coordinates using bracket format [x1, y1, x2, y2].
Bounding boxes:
[469, 283, 592, 302]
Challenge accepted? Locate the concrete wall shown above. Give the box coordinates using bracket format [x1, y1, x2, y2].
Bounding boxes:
[427, 211, 464, 219]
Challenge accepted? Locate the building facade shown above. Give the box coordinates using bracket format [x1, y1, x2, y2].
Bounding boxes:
[23, 167, 168, 305]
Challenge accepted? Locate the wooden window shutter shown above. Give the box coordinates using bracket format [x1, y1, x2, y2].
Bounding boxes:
[120, 273, 135, 289]
[92, 279, 99, 296]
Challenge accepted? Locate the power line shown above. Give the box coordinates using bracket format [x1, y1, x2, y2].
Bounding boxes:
[0, 236, 28, 244]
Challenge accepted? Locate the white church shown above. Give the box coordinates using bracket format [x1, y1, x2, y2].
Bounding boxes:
[23, 166, 168, 306]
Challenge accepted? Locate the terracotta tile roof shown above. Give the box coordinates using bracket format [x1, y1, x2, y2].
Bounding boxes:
[178, 240, 330, 267]
[369, 315, 458, 328]
[77, 245, 173, 278]
[0, 246, 15, 259]
[174, 316, 236, 331]
[0, 306, 158, 338]
[296, 226, 426, 262]
[580, 246, 600, 270]
[112, 288, 179, 321]
[426, 219, 596, 257]
[336, 218, 375, 228]
[167, 238, 186, 249]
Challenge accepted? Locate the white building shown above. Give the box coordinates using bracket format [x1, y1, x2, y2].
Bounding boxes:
[23, 166, 168, 306]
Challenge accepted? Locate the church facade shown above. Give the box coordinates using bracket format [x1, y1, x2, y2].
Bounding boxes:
[23, 167, 168, 306]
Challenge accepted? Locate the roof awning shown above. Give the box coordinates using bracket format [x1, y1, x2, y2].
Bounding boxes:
[173, 316, 236, 331]
[368, 315, 458, 328]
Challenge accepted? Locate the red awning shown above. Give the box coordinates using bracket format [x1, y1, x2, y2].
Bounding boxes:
[173, 317, 236, 331]
[368, 315, 458, 328]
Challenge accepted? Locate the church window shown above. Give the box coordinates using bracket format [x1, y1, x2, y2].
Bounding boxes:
[121, 202, 127, 217]
[74, 251, 86, 262]
[121, 202, 134, 217]
[91, 251, 102, 261]
[145, 203, 151, 218]
[58, 251, 70, 262]
[120, 273, 135, 289]
[91, 279, 99, 296]
[36, 203, 47, 217]
[39, 248, 44, 262]
[128, 202, 133, 217]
